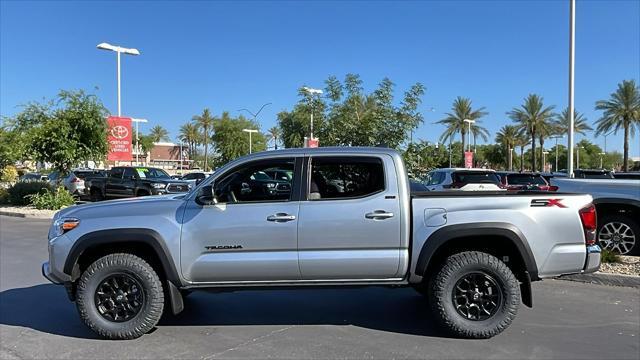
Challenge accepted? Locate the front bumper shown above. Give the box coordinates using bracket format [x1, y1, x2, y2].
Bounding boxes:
[583, 244, 602, 274]
[42, 261, 65, 284]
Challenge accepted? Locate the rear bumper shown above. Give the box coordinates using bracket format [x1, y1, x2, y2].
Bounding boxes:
[583, 244, 601, 274]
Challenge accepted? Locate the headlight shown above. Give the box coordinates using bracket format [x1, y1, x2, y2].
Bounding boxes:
[51, 217, 80, 238]
[266, 183, 276, 188]
[152, 183, 167, 189]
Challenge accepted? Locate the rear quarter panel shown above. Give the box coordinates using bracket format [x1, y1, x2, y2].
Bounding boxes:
[410, 193, 593, 282]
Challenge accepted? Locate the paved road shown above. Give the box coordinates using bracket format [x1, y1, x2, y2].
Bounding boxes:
[1, 216, 638, 359]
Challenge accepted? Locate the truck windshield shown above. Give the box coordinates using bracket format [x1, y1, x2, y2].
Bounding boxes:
[135, 168, 170, 179]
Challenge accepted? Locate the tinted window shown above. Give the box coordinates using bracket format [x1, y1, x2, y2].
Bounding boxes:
[506, 174, 547, 185]
[452, 171, 500, 184]
[109, 168, 124, 179]
[214, 159, 295, 203]
[309, 157, 384, 200]
[135, 168, 170, 179]
[123, 168, 136, 179]
[613, 173, 640, 180]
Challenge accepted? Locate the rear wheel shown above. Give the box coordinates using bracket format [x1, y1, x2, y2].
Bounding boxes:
[598, 214, 639, 255]
[76, 253, 164, 340]
[429, 251, 520, 339]
[89, 188, 103, 202]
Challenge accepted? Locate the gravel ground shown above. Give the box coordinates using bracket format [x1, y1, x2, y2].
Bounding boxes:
[0, 206, 58, 219]
[600, 255, 640, 276]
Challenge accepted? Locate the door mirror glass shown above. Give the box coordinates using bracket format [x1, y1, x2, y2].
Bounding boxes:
[196, 184, 217, 205]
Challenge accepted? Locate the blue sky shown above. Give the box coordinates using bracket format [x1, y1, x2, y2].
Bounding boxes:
[1, 0, 639, 155]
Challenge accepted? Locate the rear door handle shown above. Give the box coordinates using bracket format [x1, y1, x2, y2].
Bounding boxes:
[365, 210, 394, 220]
[267, 213, 297, 222]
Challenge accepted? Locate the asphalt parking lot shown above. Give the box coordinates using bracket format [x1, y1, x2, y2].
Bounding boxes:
[1, 216, 638, 359]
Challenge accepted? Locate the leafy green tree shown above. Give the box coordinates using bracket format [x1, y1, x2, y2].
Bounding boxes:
[193, 108, 215, 171]
[278, 74, 425, 149]
[495, 125, 520, 170]
[594, 80, 640, 172]
[0, 126, 23, 168]
[137, 134, 155, 154]
[8, 90, 109, 172]
[212, 112, 266, 165]
[508, 94, 556, 172]
[403, 141, 449, 178]
[148, 125, 169, 142]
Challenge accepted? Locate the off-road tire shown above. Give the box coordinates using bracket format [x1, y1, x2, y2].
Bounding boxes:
[89, 188, 104, 202]
[76, 253, 164, 340]
[429, 251, 520, 339]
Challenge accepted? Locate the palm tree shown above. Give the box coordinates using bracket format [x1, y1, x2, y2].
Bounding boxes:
[193, 108, 215, 171]
[437, 97, 489, 162]
[149, 125, 169, 142]
[495, 125, 519, 170]
[554, 107, 592, 136]
[514, 131, 530, 172]
[267, 126, 281, 150]
[179, 122, 200, 161]
[508, 94, 555, 172]
[594, 80, 640, 172]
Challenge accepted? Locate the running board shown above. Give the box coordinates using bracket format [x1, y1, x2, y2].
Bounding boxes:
[182, 278, 409, 290]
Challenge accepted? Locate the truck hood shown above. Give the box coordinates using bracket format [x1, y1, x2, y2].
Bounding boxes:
[54, 194, 187, 220]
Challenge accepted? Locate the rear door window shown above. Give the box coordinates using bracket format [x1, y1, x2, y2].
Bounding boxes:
[109, 168, 124, 179]
[309, 157, 385, 200]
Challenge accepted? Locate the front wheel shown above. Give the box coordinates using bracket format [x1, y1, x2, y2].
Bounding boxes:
[75, 253, 165, 339]
[429, 251, 520, 339]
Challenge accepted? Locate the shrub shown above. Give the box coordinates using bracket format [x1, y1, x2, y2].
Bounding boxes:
[27, 186, 75, 210]
[1, 166, 18, 184]
[601, 249, 622, 263]
[0, 188, 9, 204]
[7, 181, 53, 205]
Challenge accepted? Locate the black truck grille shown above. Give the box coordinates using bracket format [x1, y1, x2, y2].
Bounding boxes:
[167, 183, 189, 192]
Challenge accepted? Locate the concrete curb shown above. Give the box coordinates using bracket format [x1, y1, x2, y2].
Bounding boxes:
[557, 272, 640, 288]
[0, 211, 54, 219]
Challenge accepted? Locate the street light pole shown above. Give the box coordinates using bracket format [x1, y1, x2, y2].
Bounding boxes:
[542, 151, 549, 172]
[550, 135, 563, 172]
[448, 136, 452, 168]
[97, 43, 140, 117]
[599, 152, 605, 169]
[463, 119, 475, 152]
[242, 129, 258, 154]
[567, 0, 576, 177]
[302, 87, 323, 143]
[131, 118, 148, 165]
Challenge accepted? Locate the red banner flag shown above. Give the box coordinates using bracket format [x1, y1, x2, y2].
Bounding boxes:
[464, 151, 474, 168]
[107, 116, 132, 161]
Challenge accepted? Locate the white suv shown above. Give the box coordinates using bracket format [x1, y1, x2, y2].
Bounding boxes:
[423, 168, 504, 191]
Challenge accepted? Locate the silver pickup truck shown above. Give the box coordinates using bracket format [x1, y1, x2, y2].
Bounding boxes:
[43, 147, 600, 340]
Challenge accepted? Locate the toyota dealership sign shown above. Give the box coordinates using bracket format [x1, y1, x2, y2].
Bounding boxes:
[107, 116, 132, 161]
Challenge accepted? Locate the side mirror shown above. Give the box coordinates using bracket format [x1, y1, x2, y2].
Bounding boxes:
[196, 178, 203, 185]
[196, 184, 217, 205]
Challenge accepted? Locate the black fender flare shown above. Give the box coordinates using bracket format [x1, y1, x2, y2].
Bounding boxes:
[592, 198, 640, 209]
[63, 228, 181, 285]
[415, 222, 539, 281]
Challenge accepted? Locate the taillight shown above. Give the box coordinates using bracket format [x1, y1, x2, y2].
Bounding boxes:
[579, 204, 597, 245]
[548, 185, 558, 192]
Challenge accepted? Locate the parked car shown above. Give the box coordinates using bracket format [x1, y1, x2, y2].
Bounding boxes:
[43, 147, 599, 340]
[496, 172, 557, 191]
[47, 170, 85, 197]
[613, 172, 640, 180]
[551, 177, 640, 255]
[78, 170, 109, 198]
[88, 166, 191, 201]
[555, 169, 615, 179]
[423, 168, 504, 191]
[19, 173, 48, 182]
[180, 171, 213, 187]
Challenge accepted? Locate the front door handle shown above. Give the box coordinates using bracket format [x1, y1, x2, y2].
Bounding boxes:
[267, 213, 296, 222]
[365, 210, 394, 220]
